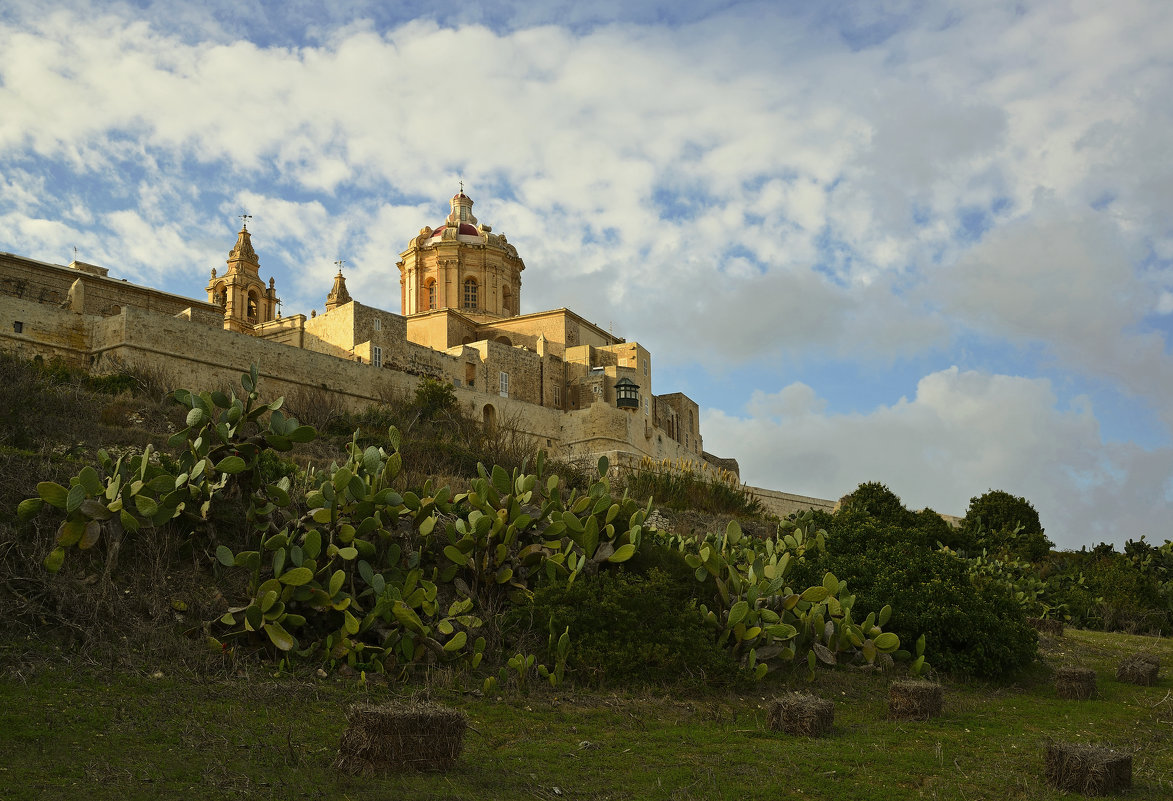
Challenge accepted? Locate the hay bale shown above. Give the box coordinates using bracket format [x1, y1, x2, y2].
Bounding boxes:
[888, 680, 943, 720]
[1115, 654, 1160, 686]
[1027, 617, 1065, 636]
[1055, 667, 1097, 700]
[334, 701, 467, 774]
[1044, 741, 1132, 795]
[767, 693, 834, 737]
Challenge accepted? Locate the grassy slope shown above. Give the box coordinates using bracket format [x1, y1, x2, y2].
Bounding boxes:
[2, 362, 1171, 798]
[1, 629, 1170, 801]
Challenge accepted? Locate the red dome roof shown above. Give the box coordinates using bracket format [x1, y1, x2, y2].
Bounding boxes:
[433, 222, 480, 237]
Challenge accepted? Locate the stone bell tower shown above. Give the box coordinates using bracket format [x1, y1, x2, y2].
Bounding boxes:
[206, 217, 279, 334]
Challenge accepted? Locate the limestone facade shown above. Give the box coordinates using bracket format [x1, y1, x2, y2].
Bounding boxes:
[0, 192, 735, 478]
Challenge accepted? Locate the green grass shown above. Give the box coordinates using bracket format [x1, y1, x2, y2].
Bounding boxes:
[2, 629, 1171, 800]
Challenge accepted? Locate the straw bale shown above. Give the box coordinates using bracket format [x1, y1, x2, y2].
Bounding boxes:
[1055, 667, 1097, 700]
[1115, 654, 1159, 686]
[888, 680, 943, 720]
[1044, 741, 1132, 795]
[1026, 617, 1065, 637]
[334, 701, 467, 774]
[767, 693, 834, 737]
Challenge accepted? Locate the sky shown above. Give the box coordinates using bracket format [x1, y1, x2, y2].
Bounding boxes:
[2, 0, 1172, 550]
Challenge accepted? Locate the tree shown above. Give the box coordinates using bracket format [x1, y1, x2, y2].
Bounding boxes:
[961, 490, 1053, 562]
[837, 482, 914, 529]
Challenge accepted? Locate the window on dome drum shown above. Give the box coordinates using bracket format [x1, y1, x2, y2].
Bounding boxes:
[427, 280, 437, 310]
[464, 278, 477, 309]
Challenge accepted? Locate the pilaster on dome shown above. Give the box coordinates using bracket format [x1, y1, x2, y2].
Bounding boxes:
[326, 268, 352, 311]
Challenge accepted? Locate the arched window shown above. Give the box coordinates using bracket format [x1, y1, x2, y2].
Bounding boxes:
[425, 279, 437, 310]
[214, 283, 227, 309]
[463, 278, 477, 310]
[247, 293, 259, 323]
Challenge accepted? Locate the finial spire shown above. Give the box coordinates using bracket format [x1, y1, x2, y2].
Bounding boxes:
[239, 212, 252, 230]
[326, 261, 352, 311]
[334, 258, 345, 273]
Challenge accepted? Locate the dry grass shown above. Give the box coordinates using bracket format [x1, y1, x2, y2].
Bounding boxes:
[766, 692, 834, 737]
[334, 700, 468, 774]
[1115, 654, 1160, 686]
[1055, 667, 1097, 700]
[1028, 617, 1066, 637]
[1044, 741, 1132, 795]
[888, 680, 943, 720]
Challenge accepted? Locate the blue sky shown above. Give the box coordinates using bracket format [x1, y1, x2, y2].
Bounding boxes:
[3, 0, 1173, 548]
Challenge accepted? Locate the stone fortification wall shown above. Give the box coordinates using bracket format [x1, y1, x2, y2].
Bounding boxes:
[0, 294, 93, 366]
[1, 253, 222, 327]
[748, 487, 837, 519]
[0, 258, 724, 479]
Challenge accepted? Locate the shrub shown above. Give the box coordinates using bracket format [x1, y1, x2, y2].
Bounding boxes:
[619, 466, 763, 517]
[804, 542, 1037, 679]
[413, 378, 458, 422]
[838, 482, 912, 528]
[961, 490, 1053, 562]
[527, 568, 738, 688]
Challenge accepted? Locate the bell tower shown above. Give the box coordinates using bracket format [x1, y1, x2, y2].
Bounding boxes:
[206, 216, 279, 333]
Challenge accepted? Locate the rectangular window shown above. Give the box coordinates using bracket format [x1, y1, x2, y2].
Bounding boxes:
[554, 385, 563, 407]
[372, 346, 382, 368]
[645, 397, 649, 415]
[499, 371, 509, 398]
[454, 378, 461, 387]
[374, 318, 381, 332]
[13, 321, 23, 334]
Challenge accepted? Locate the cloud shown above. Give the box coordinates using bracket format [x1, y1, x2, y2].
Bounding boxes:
[936, 203, 1173, 424]
[1, 2, 1173, 548]
[705, 367, 1173, 550]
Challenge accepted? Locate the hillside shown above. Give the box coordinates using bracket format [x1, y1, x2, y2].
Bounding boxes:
[1, 354, 1171, 799]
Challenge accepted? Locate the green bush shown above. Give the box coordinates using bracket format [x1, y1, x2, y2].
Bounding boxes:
[528, 568, 738, 688]
[960, 490, 1053, 562]
[802, 542, 1037, 679]
[838, 482, 912, 527]
[619, 467, 763, 517]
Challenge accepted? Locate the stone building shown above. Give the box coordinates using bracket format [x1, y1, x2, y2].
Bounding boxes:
[0, 191, 745, 478]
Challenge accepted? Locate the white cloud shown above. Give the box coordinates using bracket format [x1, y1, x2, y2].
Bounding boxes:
[1, 2, 1173, 548]
[705, 367, 1173, 550]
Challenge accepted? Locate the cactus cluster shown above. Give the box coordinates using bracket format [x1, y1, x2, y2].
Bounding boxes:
[659, 515, 928, 680]
[20, 366, 928, 685]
